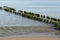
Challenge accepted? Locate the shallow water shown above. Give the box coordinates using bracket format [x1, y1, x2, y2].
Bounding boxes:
[0, 27, 59, 37]
[0, 10, 54, 26]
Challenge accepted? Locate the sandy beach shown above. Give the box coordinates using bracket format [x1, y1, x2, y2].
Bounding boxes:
[0, 36, 60, 40]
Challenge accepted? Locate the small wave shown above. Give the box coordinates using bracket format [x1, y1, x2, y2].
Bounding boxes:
[0, 27, 60, 37]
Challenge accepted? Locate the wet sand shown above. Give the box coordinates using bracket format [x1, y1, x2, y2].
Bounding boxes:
[0, 36, 60, 40]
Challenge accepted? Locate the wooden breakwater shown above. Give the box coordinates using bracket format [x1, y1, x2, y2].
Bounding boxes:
[0, 6, 60, 30]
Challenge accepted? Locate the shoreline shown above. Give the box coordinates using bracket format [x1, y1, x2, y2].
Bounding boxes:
[0, 32, 60, 38]
[0, 35, 60, 40]
[0, 26, 60, 37]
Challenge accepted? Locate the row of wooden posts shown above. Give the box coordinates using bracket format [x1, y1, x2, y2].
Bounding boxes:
[0, 6, 60, 30]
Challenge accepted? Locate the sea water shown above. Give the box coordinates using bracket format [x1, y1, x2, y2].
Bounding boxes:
[0, 0, 60, 37]
[0, 0, 60, 26]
